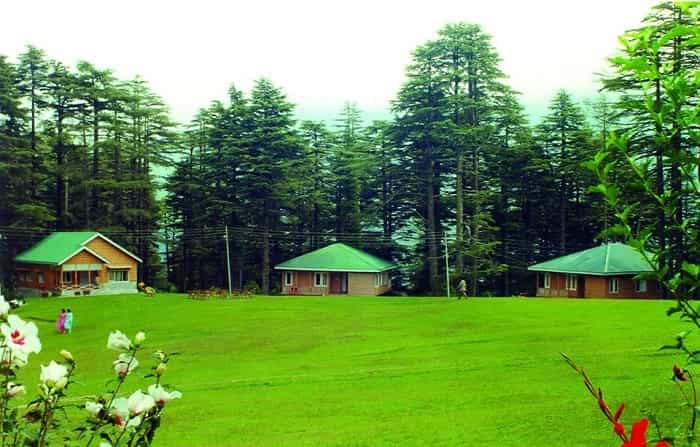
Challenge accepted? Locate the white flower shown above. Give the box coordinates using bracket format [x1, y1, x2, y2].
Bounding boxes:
[6, 382, 25, 399]
[0, 346, 28, 368]
[148, 384, 182, 406]
[113, 353, 138, 377]
[54, 376, 68, 390]
[127, 389, 156, 415]
[126, 414, 143, 429]
[155, 362, 167, 376]
[40, 361, 68, 387]
[134, 331, 145, 346]
[0, 299, 9, 319]
[1, 315, 41, 355]
[108, 397, 129, 428]
[107, 331, 132, 351]
[99, 442, 112, 447]
[108, 393, 152, 431]
[85, 401, 103, 417]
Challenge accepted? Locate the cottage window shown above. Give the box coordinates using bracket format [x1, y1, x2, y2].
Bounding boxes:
[62, 271, 73, 284]
[314, 272, 327, 287]
[37, 272, 45, 284]
[565, 274, 577, 291]
[375, 272, 390, 287]
[635, 279, 647, 293]
[609, 278, 619, 294]
[284, 271, 294, 286]
[543, 272, 550, 289]
[109, 270, 129, 282]
[18, 271, 31, 283]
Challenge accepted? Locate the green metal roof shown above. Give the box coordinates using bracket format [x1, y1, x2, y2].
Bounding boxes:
[15, 232, 101, 265]
[274, 243, 395, 272]
[528, 243, 654, 276]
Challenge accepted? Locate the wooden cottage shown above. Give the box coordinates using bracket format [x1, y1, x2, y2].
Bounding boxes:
[274, 243, 395, 296]
[527, 242, 657, 298]
[14, 231, 142, 297]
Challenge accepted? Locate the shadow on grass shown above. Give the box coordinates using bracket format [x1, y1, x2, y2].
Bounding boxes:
[24, 316, 56, 323]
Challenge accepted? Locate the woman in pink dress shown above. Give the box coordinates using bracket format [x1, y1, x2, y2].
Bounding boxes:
[56, 309, 66, 334]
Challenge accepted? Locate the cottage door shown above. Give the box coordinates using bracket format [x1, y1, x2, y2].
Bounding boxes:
[329, 273, 340, 294]
[339, 273, 348, 294]
[78, 271, 89, 287]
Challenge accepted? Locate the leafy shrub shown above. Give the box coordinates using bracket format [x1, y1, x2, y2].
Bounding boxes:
[0, 298, 181, 446]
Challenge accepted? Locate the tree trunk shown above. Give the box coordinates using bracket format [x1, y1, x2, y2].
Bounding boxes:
[426, 158, 439, 295]
[262, 202, 271, 294]
[262, 230, 270, 294]
[471, 149, 480, 297]
[653, 57, 667, 297]
[559, 179, 567, 255]
[91, 102, 100, 220]
[500, 181, 509, 296]
[55, 108, 67, 229]
[29, 75, 40, 200]
[669, 29, 684, 285]
[456, 152, 464, 276]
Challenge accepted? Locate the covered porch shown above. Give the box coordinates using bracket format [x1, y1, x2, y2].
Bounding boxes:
[59, 263, 103, 295]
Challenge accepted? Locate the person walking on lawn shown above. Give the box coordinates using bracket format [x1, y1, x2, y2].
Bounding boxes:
[457, 279, 468, 299]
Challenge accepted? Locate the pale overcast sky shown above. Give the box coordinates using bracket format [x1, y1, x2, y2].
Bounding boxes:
[1, 0, 657, 125]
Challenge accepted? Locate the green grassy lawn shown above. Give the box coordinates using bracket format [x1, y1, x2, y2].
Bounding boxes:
[11, 294, 689, 446]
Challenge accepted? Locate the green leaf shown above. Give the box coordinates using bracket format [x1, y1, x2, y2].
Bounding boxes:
[677, 329, 692, 341]
[682, 262, 700, 278]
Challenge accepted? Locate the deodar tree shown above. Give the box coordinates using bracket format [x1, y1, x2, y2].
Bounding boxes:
[243, 79, 300, 293]
[393, 40, 448, 295]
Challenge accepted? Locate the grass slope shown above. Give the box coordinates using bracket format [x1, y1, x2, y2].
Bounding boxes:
[13, 295, 688, 446]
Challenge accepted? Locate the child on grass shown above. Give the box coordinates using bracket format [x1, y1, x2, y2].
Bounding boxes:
[64, 309, 73, 334]
[56, 309, 66, 333]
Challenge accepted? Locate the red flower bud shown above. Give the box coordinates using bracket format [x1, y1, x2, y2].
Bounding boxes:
[673, 365, 687, 381]
[614, 403, 625, 422]
[614, 421, 625, 437]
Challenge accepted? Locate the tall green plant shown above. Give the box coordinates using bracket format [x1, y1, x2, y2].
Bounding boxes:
[574, 2, 700, 445]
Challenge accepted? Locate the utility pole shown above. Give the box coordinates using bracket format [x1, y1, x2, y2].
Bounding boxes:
[224, 226, 232, 296]
[444, 233, 450, 298]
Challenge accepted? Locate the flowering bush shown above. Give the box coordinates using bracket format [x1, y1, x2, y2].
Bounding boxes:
[0, 299, 181, 446]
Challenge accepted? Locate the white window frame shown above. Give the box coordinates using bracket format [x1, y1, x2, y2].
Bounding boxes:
[635, 279, 647, 293]
[314, 272, 327, 287]
[284, 271, 294, 287]
[62, 271, 73, 284]
[609, 278, 619, 294]
[109, 270, 129, 282]
[566, 274, 577, 291]
[18, 271, 31, 282]
[37, 272, 45, 284]
[543, 272, 551, 289]
[374, 272, 389, 287]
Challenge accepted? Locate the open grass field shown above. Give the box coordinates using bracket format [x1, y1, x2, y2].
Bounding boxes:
[11, 294, 690, 446]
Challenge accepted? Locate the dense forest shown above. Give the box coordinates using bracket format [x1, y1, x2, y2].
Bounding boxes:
[0, 1, 697, 296]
